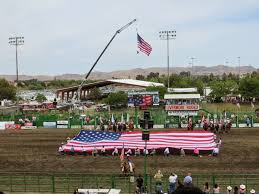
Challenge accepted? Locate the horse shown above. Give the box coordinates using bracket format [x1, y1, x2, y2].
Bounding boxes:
[121, 159, 135, 175]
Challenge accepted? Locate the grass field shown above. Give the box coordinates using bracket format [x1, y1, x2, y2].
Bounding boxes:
[0, 127, 259, 175]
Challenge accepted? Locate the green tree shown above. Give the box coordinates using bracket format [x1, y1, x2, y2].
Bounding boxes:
[88, 87, 102, 100]
[146, 86, 167, 99]
[210, 80, 238, 102]
[35, 93, 47, 103]
[0, 79, 16, 100]
[136, 74, 145, 80]
[146, 72, 159, 80]
[239, 77, 259, 98]
[104, 91, 128, 106]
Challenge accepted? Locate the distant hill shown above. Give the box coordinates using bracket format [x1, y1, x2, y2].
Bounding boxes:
[0, 65, 257, 81]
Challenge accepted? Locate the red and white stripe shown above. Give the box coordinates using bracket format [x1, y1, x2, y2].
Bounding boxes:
[63, 131, 217, 152]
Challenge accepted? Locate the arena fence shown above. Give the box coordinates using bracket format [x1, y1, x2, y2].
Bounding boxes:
[0, 107, 258, 128]
[0, 172, 259, 193]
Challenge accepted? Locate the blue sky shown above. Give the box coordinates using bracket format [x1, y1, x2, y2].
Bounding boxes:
[1, 0, 259, 75]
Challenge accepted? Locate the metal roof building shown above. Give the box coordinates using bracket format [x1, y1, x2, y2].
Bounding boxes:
[56, 79, 164, 101]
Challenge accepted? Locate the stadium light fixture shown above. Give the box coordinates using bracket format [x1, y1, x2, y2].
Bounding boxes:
[9, 36, 25, 82]
[159, 30, 176, 88]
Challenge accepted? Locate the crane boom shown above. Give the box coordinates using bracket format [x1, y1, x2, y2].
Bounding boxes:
[73, 19, 137, 102]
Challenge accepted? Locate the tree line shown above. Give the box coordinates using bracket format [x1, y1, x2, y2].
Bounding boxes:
[1, 70, 259, 102]
[137, 71, 259, 101]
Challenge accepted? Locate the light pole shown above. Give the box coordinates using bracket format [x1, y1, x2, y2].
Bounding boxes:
[237, 57, 241, 86]
[9, 36, 24, 83]
[159, 31, 176, 88]
[190, 57, 195, 77]
[237, 57, 241, 77]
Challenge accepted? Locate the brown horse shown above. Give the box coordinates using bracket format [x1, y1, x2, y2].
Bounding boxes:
[120, 159, 135, 175]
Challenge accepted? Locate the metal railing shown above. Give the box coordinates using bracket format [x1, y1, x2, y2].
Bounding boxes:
[1, 172, 259, 193]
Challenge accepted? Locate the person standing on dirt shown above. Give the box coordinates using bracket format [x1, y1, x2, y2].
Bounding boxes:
[112, 147, 118, 156]
[101, 146, 106, 156]
[164, 147, 170, 156]
[70, 145, 75, 156]
[246, 117, 251, 127]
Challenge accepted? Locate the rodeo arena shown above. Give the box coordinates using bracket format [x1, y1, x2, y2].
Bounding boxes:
[1, 18, 259, 194]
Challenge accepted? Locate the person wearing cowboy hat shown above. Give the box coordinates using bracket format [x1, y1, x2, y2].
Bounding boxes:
[240, 184, 246, 194]
[227, 186, 232, 194]
[250, 189, 256, 194]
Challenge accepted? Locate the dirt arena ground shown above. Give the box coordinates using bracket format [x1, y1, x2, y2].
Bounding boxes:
[0, 128, 258, 175]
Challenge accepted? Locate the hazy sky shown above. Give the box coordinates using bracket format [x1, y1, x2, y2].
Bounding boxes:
[1, 0, 259, 75]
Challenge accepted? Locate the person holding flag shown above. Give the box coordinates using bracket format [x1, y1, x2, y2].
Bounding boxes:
[120, 144, 125, 161]
[251, 101, 255, 109]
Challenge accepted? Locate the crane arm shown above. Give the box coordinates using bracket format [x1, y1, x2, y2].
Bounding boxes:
[74, 19, 137, 102]
[117, 19, 137, 33]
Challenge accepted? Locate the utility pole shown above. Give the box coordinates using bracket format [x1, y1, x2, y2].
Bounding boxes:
[159, 31, 176, 89]
[9, 36, 24, 83]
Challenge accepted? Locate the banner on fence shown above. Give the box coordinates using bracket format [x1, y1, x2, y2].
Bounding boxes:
[24, 122, 33, 126]
[57, 120, 69, 125]
[43, 122, 56, 128]
[0, 121, 15, 130]
[5, 123, 16, 129]
[56, 120, 69, 128]
[21, 126, 37, 129]
[57, 125, 68, 129]
[238, 123, 247, 128]
[71, 125, 81, 129]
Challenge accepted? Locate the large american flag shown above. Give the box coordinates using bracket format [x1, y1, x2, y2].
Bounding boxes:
[63, 130, 217, 152]
[137, 33, 152, 56]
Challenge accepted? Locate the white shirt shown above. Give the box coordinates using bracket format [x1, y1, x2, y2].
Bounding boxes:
[164, 148, 170, 154]
[169, 175, 178, 183]
[101, 147, 106, 152]
[217, 139, 222, 146]
[58, 146, 64, 152]
[126, 149, 132, 155]
[113, 148, 118, 154]
[213, 147, 219, 154]
[144, 149, 149, 155]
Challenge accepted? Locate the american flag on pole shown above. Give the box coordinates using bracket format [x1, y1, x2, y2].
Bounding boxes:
[63, 130, 217, 152]
[137, 33, 152, 56]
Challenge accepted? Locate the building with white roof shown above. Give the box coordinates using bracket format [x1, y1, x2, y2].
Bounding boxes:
[56, 79, 164, 101]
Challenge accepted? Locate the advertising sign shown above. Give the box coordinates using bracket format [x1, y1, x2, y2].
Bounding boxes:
[165, 105, 199, 111]
[43, 122, 57, 128]
[21, 126, 37, 129]
[168, 111, 198, 116]
[57, 120, 69, 125]
[0, 121, 15, 130]
[128, 91, 159, 106]
[24, 123, 33, 126]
